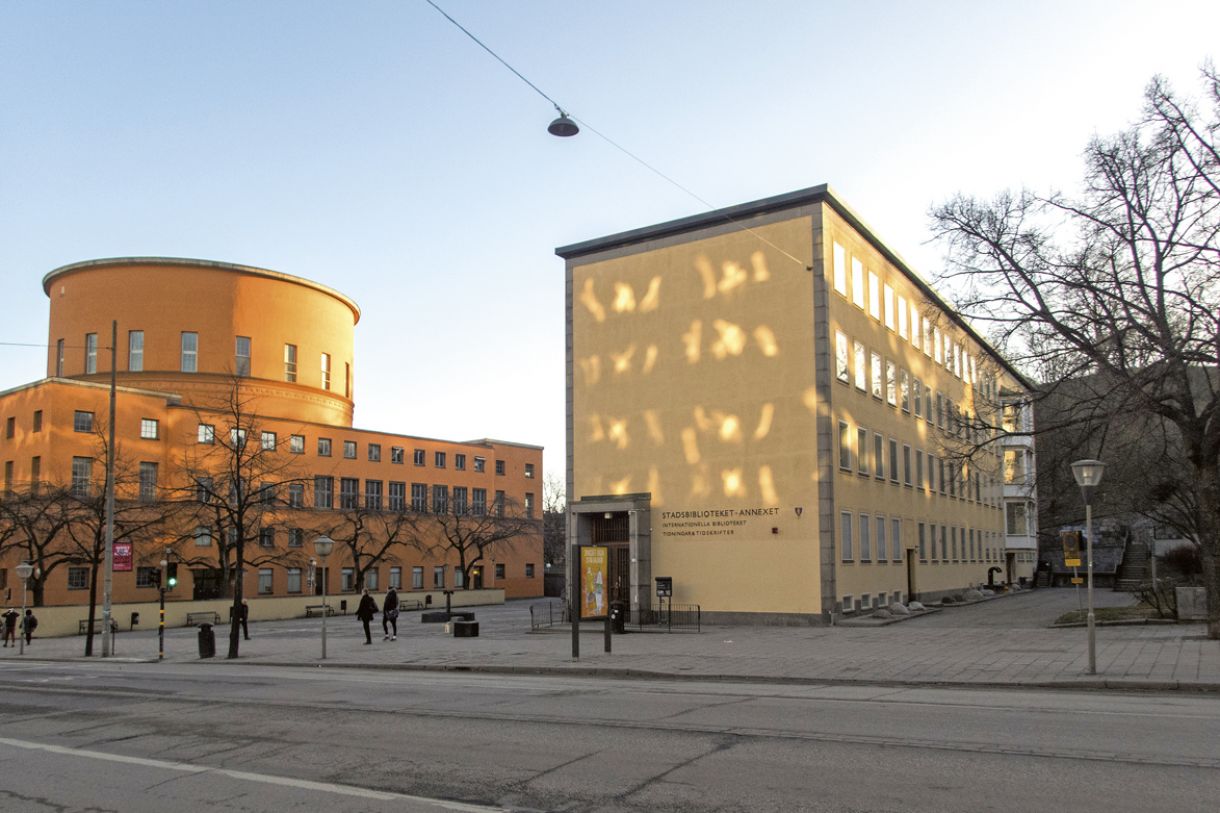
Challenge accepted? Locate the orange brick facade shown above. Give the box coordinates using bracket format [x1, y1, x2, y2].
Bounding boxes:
[1, 258, 544, 607]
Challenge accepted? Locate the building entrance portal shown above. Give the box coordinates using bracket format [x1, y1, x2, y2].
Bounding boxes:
[570, 494, 652, 616]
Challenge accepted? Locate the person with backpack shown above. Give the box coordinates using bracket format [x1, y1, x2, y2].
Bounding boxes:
[382, 586, 400, 641]
[21, 609, 37, 645]
[355, 589, 378, 645]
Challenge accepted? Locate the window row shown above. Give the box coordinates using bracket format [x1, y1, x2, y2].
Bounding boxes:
[836, 421, 1001, 508]
[838, 511, 1004, 565]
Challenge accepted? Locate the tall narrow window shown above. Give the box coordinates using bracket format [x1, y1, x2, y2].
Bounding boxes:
[284, 343, 297, 382]
[85, 333, 98, 374]
[860, 514, 872, 561]
[856, 427, 869, 475]
[838, 421, 852, 470]
[139, 462, 158, 503]
[851, 258, 865, 309]
[835, 331, 849, 383]
[840, 511, 854, 561]
[853, 342, 867, 390]
[883, 283, 895, 330]
[832, 242, 847, 295]
[876, 516, 887, 561]
[235, 336, 251, 377]
[71, 456, 92, 498]
[320, 353, 331, 390]
[128, 330, 144, 372]
[181, 332, 198, 372]
[868, 272, 881, 320]
[55, 339, 65, 377]
[892, 519, 903, 561]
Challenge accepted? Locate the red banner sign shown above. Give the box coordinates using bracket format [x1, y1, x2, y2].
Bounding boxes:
[113, 542, 133, 572]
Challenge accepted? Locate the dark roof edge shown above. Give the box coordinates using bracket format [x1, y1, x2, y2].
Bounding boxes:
[554, 184, 1035, 392]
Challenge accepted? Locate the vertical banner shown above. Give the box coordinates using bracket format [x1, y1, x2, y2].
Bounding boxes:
[580, 546, 608, 619]
[113, 542, 133, 572]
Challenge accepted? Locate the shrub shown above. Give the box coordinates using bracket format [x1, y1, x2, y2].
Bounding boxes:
[1161, 544, 1202, 579]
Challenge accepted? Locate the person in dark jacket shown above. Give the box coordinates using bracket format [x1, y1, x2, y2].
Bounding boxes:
[21, 609, 37, 645]
[239, 599, 250, 640]
[2, 608, 18, 647]
[355, 589, 378, 644]
[382, 586, 400, 641]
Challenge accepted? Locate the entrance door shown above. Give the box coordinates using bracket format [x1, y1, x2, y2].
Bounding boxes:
[608, 545, 631, 606]
[591, 513, 631, 607]
[313, 566, 329, 596]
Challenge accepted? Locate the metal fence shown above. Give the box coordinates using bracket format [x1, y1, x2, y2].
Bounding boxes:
[529, 601, 700, 633]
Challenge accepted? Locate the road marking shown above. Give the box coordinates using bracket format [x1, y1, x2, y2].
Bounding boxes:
[0, 736, 504, 812]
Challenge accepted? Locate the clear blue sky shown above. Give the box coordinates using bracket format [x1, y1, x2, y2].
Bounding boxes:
[3, 1, 1218, 484]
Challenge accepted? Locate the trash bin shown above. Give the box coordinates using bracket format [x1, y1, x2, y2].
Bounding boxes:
[197, 623, 216, 659]
[610, 601, 626, 634]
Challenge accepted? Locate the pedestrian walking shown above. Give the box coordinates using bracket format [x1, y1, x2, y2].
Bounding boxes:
[382, 586, 400, 640]
[355, 588, 378, 644]
[240, 599, 251, 640]
[21, 609, 37, 646]
[2, 608, 18, 647]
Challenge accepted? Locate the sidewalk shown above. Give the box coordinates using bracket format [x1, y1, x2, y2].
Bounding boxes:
[4, 590, 1217, 692]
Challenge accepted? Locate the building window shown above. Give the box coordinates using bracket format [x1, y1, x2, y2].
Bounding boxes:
[320, 352, 331, 390]
[230, 427, 247, 449]
[318, 438, 332, 457]
[873, 433, 885, 480]
[32, 410, 42, 432]
[1004, 450, 1027, 484]
[3, 417, 12, 440]
[918, 523, 927, 562]
[838, 421, 852, 471]
[851, 258, 865, 309]
[259, 528, 275, 548]
[74, 410, 94, 433]
[868, 271, 880, 320]
[194, 526, 212, 547]
[495, 563, 506, 579]
[85, 332, 98, 374]
[524, 492, 535, 518]
[473, 456, 485, 473]
[454, 567, 465, 588]
[835, 331, 849, 383]
[391, 446, 404, 464]
[411, 567, 424, 590]
[913, 379, 922, 418]
[916, 450, 924, 489]
[898, 295, 908, 339]
[840, 511, 853, 561]
[68, 566, 88, 590]
[365, 479, 383, 510]
[138, 462, 158, 503]
[235, 336, 251, 377]
[71, 456, 92, 497]
[876, 515, 887, 561]
[411, 483, 427, 512]
[261, 431, 277, 451]
[524, 463, 535, 479]
[435, 451, 446, 468]
[526, 563, 535, 578]
[856, 427, 869, 475]
[853, 342, 866, 390]
[413, 449, 425, 466]
[136, 567, 159, 588]
[900, 370, 910, 412]
[340, 477, 359, 509]
[832, 242, 847, 295]
[860, 513, 872, 562]
[903, 444, 912, 486]
[454, 453, 466, 471]
[127, 330, 144, 372]
[389, 567, 402, 589]
[140, 418, 159, 440]
[290, 434, 305, 454]
[472, 487, 487, 515]
[314, 476, 334, 509]
[452, 486, 468, 515]
[432, 485, 448, 513]
[433, 566, 445, 588]
[341, 568, 355, 592]
[197, 423, 215, 444]
[338, 440, 354, 459]
[181, 331, 198, 373]
[495, 459, 505, 476]
[365, 569, 379, 591]
[883, 283, 895, 330]
[288, 527, 304, 547]
[256, 568, 273, 594]
[55, 338, 65, 376]
[885, 360, 897, 406]
[368, 443, 382, 462]
[389, 481, 405, 511]
[494, 490, 505, 516]
[284, 343, 297, 382]
[1006, 502, 1028, 535]
[870, 353, 882, 399]
[287, 568, 303, 593]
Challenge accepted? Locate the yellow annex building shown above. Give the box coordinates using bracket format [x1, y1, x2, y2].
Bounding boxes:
[559, 186, 1036, 623]
[0, 257, 543, 613]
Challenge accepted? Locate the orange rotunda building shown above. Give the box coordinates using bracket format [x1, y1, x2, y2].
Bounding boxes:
[0, 257, 543, 616]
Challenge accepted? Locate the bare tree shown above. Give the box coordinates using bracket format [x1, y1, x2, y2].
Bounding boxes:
[542, 472, 566, 569]
[0, 481, 76, 607]
[931, 66, 1220, 637]
[429, 498, 538, 590]
[325, 500, 424, 592]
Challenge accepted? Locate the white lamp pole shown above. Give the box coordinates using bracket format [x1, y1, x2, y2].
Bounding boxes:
[313, 535, 334, 659]
[15, 561, 33, 656]
[1071, 459, 1106, 675]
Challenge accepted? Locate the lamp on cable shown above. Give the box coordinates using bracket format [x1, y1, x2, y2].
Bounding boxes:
[548, 106, 579, 137]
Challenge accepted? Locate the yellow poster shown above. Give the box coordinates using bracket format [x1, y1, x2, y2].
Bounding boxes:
[580, 546, 608, 619]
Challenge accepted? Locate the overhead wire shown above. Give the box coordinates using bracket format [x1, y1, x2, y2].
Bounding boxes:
[422, 0, 813, 271]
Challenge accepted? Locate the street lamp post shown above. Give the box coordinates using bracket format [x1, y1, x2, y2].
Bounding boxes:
[15, 562, 33, 656]
[158, 556, 168, 661]
[1071, 459, 1106, 675]
[313, 535, 334, 659]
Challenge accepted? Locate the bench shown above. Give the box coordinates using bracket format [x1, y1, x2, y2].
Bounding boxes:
[305, 604, 335, 618]
[185, 611, 221, 626]
[400, 599, 424, 612]
[78, 618, 119, 635]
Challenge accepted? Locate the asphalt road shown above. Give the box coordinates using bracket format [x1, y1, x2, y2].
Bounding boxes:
[1, 659, 1217, 813]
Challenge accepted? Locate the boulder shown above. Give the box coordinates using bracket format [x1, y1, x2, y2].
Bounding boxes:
[872, 608, 893, 619]
[888, 602, 911, 616]
[908, 601, 926, 611]
[963, 589, 984, 601]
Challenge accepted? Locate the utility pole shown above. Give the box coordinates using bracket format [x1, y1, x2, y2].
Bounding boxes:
[102, 320, 117, 657]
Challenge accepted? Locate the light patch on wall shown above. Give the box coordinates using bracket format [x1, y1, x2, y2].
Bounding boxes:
[718, 260, 748, 295]
[588, 415, 606, 443]
[607, 417, 630, 450]
[753, 403, 774, 440]
[802, 387, 818, 413]
[682, 320, 702, 364]
[710, 320, 746, 359]
[609, 475, 632, 495]
[639, 277, 662, 312]
[610, 344, 635, 375]
[579, 278, 606, 323]
[681, 427, 701, 464]
[717, 412, 742, 444]
[578, 355, 601, 386]
[692, 405, 713, 433]
[647, 466, 662, 504]
[689, 464, 711, 498]
[721, 468, 746, 498]
[694, 256, 718, 299]
[758, 465, 778, 506]
[641, 344, 658, 374]
[643, 410, 665, 445]
[612, 282, 636, 313]
[753, 326, 779, 357]
[751, 251, 770, 282]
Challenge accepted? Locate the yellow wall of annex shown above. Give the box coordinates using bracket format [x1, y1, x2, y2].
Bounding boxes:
[571, 215, 825, 614]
